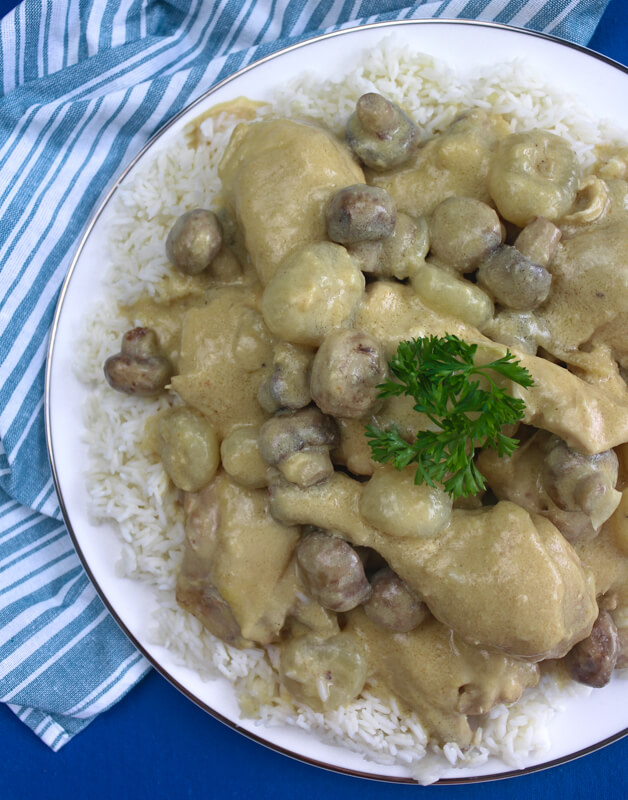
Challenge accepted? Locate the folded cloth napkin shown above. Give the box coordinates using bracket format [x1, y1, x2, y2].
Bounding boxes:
[0, 0, 612, 751]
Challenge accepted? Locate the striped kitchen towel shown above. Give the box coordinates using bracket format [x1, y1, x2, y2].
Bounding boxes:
[0, 0, 612, 750]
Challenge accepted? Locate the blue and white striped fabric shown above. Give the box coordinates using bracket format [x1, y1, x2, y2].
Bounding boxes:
[0, 0, 612, 751]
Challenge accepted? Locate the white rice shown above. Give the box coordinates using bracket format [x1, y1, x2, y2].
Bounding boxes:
[77, 38, 623, 784]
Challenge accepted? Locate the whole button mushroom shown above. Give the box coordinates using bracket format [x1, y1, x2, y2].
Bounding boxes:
[542, 436, 621, 531]
[363, 567, 428, 633]
[166, 208, 223, 275]
[326, 184, 396, 245]
[258, 406, 339, 488]
[476, 245, 552, 311]
[346, 93, 419, 171]
[296, 529, 372, 612]
[310, 329, 388, 419]
[565, 610, 620, 688]
[104, 327, 173, 396]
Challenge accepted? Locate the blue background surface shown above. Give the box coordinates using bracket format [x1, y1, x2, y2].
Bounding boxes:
[2, 1, 628, 798]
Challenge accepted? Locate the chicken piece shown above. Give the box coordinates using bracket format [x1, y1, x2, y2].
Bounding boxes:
[169, 287, 270, 438]
[355, 279, 478, 357]
[269, 473, 597, 661]
[177, 472, 301, 646]
[347, 610, 538, 747]
[536, 213, 628, 353]
[219, 118, 364, 285]
[516, 351, 628, 454]
[574, 513, 628, 607]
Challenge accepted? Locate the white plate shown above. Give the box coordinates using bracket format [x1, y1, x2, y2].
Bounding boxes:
[46, 20, 628, 784]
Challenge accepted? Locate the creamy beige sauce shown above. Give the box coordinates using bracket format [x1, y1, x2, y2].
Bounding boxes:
[113, 102, 628, 746]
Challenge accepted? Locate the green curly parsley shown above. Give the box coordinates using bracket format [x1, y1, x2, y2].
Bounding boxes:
[364, 334, 534, 499]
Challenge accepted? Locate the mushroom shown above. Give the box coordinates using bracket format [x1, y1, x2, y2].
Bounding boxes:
[326, 184, 396, 244]
[310, 329, 388, 419]
[476, 245, 552, 311]
[346, 93, 419, 171]
[296, 529, 371, 612]
[363, 567, 428, 632]
[166, 208, 223, 275]
[565, 610, 620, 688]
[103, 327, 173, 396]
[258, 406, 339, 487]
[542, 436, 621, 531]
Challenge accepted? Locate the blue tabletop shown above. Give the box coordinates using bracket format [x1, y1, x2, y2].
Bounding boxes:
[3, 1, 628, 799]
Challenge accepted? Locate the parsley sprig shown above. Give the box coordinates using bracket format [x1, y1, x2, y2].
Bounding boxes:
[364, 334, 534, 499]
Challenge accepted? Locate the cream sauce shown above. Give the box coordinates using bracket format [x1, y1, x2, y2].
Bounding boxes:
[111, 101, 628, 747]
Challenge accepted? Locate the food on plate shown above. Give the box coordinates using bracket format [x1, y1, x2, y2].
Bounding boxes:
[83, 45, 628, 782]
[166, 208, 223, 275]
[103, 326, 173, 395]
[345, 92, 420, 170]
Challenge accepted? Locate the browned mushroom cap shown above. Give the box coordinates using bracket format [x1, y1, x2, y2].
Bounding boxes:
[258, 406, 339, 488]
[326, 184, 396, 245]
[166, 208, 223, 275]
[346, 93, 419, 171]
[565, 610, 619, 688]
[363, 567, 427, 632]
[542, 436, 620, 531]
[296, 529, 371, 612]
[103, 327, 173, 396]
[310, 329, 388, 419]
[476, 245, 552, 310]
